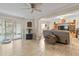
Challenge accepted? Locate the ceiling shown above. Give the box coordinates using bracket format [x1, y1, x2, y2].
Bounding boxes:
[0, 3, 79, 19]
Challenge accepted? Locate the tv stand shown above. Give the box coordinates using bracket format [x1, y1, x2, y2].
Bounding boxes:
[26, 33, 33, 40]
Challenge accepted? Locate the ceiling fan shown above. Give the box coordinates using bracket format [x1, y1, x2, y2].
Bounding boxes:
[23, 3, 42, 13]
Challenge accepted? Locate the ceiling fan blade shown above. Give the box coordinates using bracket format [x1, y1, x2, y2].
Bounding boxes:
[34, 8, 41, 12]
[29, 3, 42, 13]
[30, 8, 41, 13]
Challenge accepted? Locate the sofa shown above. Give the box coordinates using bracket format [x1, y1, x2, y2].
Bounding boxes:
[43, 30, 70, 44]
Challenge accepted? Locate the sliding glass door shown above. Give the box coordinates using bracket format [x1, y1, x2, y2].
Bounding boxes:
[14, 23, 22, 39]
[5, 20, 14, 41]
[0, 20, 14, 43]
[0, 20, 5, 42]
[0, 19, 24, 43]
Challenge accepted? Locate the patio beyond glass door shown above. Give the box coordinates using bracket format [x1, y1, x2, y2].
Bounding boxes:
[14, 23, 22, 39]
[0, 20, 14, 42]
[0, 20, 5, 42]
[5, 20, 14, 41]
[0, 19, 24, 43]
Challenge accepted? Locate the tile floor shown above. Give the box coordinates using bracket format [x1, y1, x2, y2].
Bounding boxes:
[0, 35, 79, 56]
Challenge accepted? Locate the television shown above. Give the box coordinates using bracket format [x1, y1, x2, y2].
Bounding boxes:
[64, 26, 69, 30]
[58, 25, 69, 30]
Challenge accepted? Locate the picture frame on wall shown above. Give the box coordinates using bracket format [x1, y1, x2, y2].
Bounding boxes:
[27, 22, 32, 27]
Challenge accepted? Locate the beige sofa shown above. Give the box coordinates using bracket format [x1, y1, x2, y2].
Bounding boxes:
[43, 30, 70, 44]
